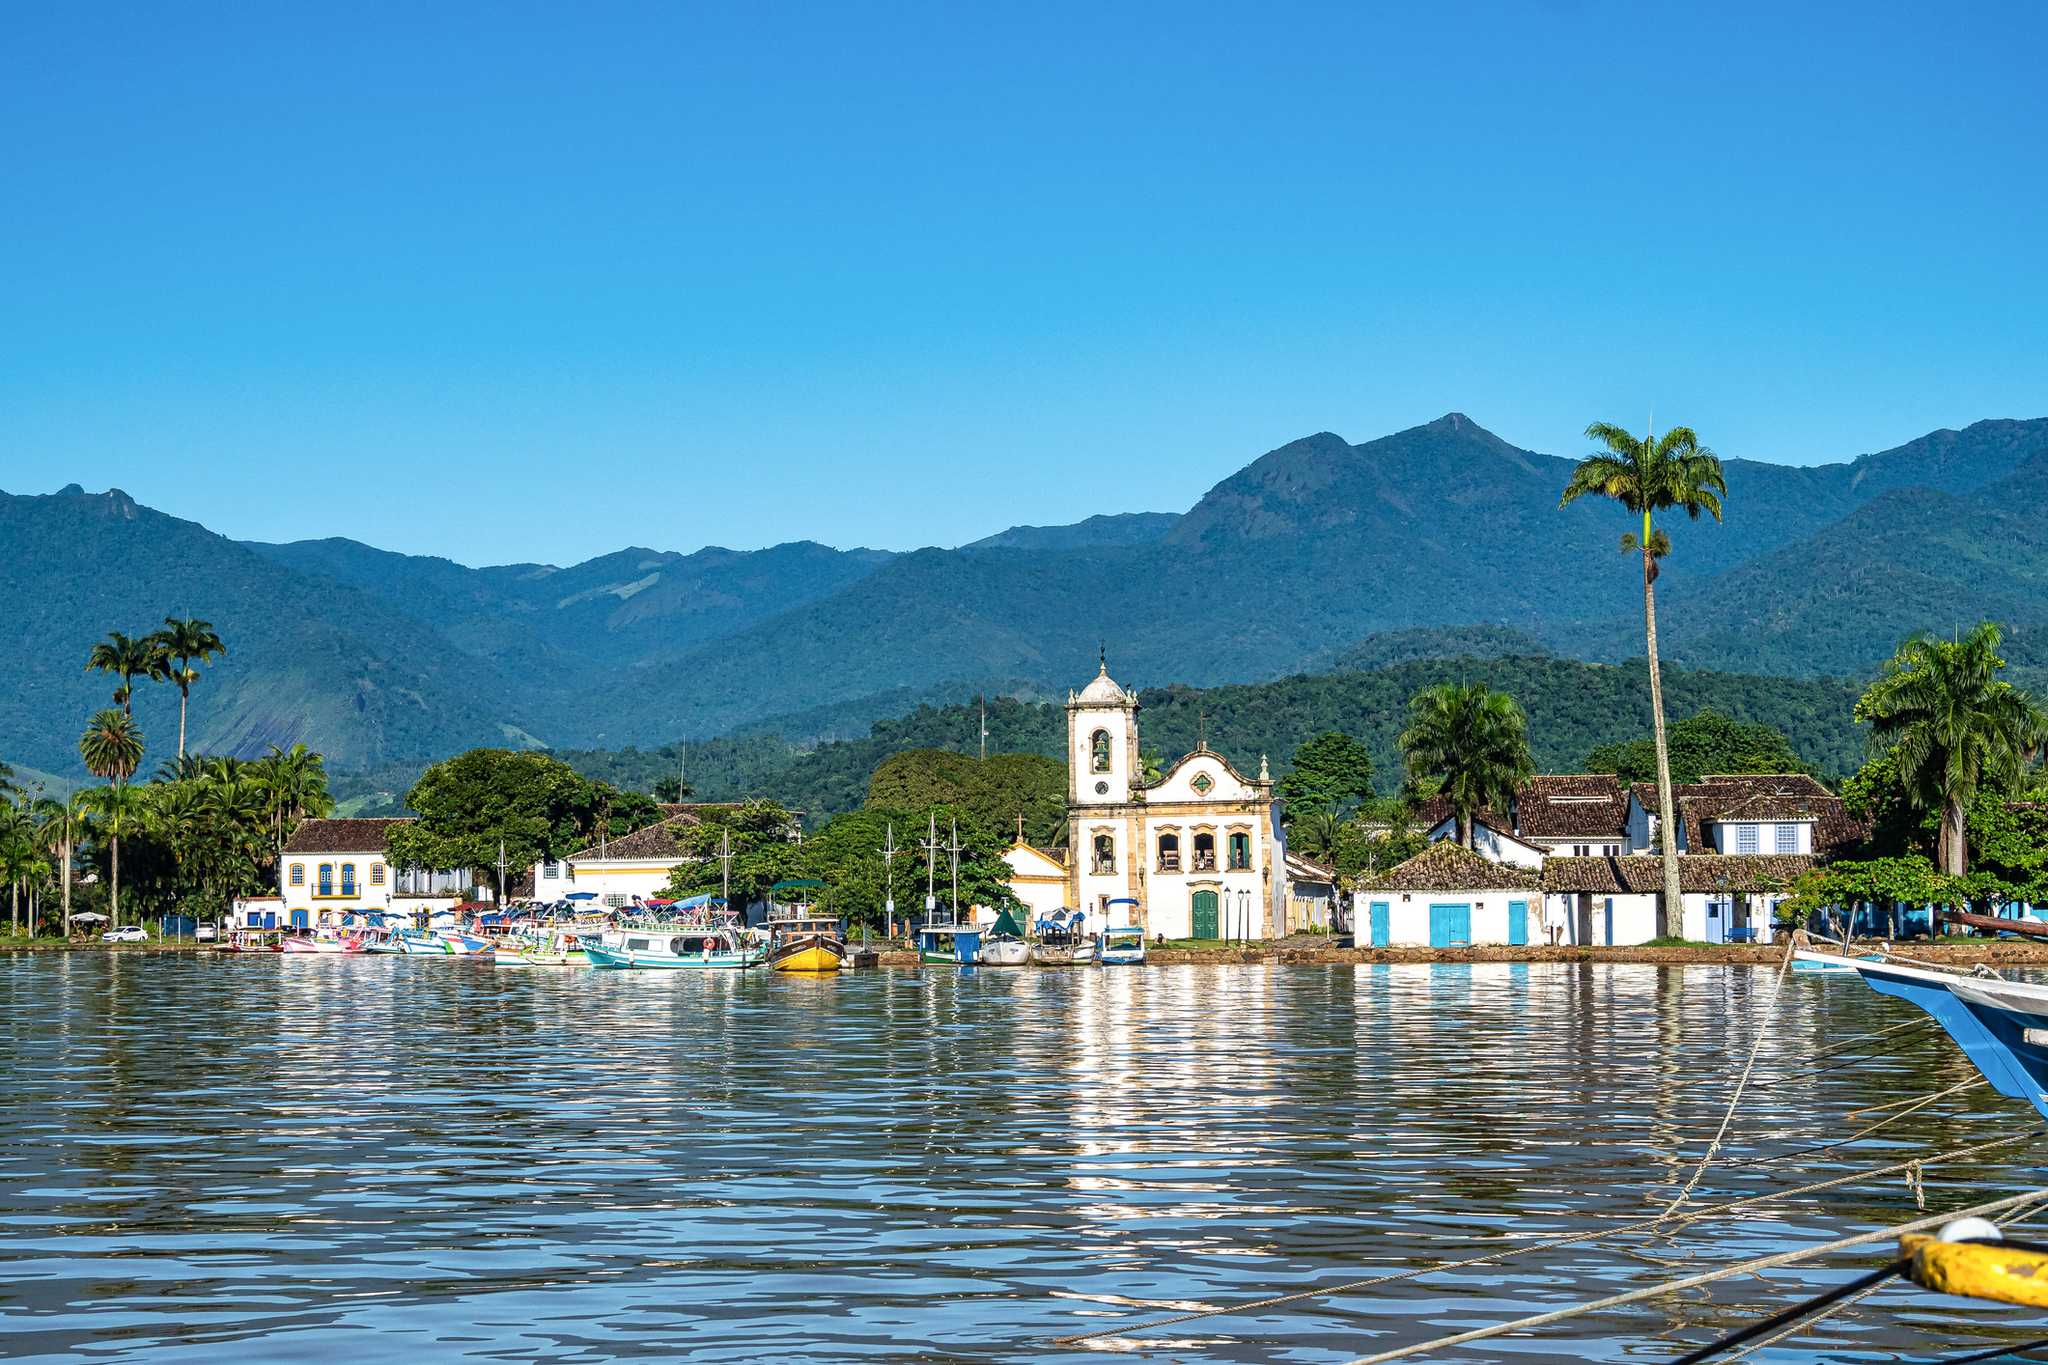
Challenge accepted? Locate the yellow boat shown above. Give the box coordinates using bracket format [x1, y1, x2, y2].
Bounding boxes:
[765, 881, 845, 972]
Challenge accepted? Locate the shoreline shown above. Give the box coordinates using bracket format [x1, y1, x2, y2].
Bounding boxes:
[14, 941, 2048, 967]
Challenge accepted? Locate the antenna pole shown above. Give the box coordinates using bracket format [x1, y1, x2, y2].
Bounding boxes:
[949, 816, 961, 920]
[882, 820, 898, 937]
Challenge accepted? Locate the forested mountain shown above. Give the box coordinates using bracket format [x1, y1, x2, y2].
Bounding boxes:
[6, 412, 2044, 778]
[507, 654, 1866, 825]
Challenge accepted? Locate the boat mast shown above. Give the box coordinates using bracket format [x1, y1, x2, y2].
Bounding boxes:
[949, 816, 961, 922]
[719, 828, 732, 912]
[882, 821, 899, 936]
[921, 811, 939, 924]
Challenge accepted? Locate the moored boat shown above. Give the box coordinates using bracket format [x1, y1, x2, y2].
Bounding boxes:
[585, 923, 766, 970]
[916, 921, 981, 964]
[764, 880, 847, 972]
[1099, 924, 1147, 965]
[494, 927, 593, 967]
[1029, 910, 1097, 965]
[977, 907, 1031, 966]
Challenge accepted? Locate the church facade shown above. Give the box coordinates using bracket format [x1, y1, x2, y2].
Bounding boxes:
[1064, 661, 1285, 940]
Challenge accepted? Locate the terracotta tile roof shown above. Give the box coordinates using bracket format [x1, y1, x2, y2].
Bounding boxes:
[282, 817, 411, 854]
[1365, 842, 1541, 893]
[1285, 849, 1337, 882]
[570, 815, 702, 863]
[1630, 774, 1863, 858]
[1541, 853, 1816, 895]
[1515, 774, 1629, 840]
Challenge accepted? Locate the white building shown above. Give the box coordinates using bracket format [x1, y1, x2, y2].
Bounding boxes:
[1541, 853, 1814, 945]
[1423, 814, 1548, 869]
[1003, 840, 1070, 925]
[1624, 774, 1848, 858]
[1357, 842, 1544, 948]
[1063, 660, 1284, 940]
[268, 818, 468, 930]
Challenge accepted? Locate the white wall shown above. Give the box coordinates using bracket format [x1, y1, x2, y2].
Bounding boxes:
[279, 852, 394, 924]
[1427, 820, 1545, 869]
[1361, 891, 1540, 947]
[1708, 820, 1812, 855]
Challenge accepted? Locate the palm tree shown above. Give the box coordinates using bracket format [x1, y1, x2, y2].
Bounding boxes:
[79, 709, 144, 927]
[1289, 806, 1341, 861]
[154, 618, 226, 761]
[1560, 421, 1726, 936]
[85, 631, 169, 715]
[251, 744, 332, 851]
[1855, 623, 2048, 875]
[80, 784, 144, 928]
[38, 795, 86, 938]
[0, 806, 36, 936]
[1399, 682, 1534, 848]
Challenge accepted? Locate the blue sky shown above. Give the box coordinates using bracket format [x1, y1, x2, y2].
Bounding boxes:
[5, 2, 2044, 565]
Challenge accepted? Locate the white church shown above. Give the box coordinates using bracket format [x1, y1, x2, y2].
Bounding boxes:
[1007, 659, 1286, 940]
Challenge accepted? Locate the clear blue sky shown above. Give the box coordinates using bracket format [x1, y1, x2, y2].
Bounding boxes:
[5, 2, 2044, 565]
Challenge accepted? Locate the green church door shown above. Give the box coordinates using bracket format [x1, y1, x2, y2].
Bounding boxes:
[1191, 890, 1219, 940]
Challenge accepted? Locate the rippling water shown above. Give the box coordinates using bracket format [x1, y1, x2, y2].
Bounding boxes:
[4, 955, 2046, 1363]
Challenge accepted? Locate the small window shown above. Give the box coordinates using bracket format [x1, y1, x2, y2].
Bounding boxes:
[370, 862, 384, 886]
[317, 864, 334, 896]
[1092, 834, 1116, 874]
[1228, 832, 1251, 870]
[1736, 824, 1759, 854]
[1191, 773, 1214, 795]
[1157, 833, 1180, 872]
[604, 893, 627, 908]
[543, 860, 559, 880]
[1774, 823, 1798, 853]
[289, 864, 304, 887]
[1193, 832, 1216, 870]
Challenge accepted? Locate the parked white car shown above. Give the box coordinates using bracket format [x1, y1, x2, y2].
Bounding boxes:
[101, 925, 148, 944]
[195, 923, 218, 942]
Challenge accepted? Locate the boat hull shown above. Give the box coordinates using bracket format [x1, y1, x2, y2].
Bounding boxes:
[495, 946, 590, 967]
[979, 937, 1031, 967]
[585, 943, 766, 970]
[1030, 941, 1098, 966]
[769, 936, 846, 973]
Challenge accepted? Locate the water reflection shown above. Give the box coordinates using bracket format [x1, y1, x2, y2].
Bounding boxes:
[1, 955, 2043, 1362]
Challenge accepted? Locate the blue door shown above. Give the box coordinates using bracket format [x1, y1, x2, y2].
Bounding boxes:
[1507, 900, 1529, 946]
[1428, 903, 1471, 948]
[1369, 901, 1390, 948]
[291, 909, 309, 929]
[1705, 898, 1727, 945]
[1603, 898, 1615, 946]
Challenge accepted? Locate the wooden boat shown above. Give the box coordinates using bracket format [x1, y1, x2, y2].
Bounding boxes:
[1795, 948, 2048, 1122]
[218, 928, 283, 953]
[916, 921, 981, 964]
[585, 924, 766, 970]
[764, 881, 846, 972]
[396, 928, 454, 955]
[977, 907, 1031, 966]
[1789, 951, 1883, 973]
[494, 927, 592, 967]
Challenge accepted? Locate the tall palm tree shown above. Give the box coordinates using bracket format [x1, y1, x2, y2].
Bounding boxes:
[79, 709, 144, 927]
[253, 743, 332, 851]
[1560, 421, 1726, 936]
[0, 806, 36, 936]
[38, 795, 86, 939]
[1856, 623, 2048, 875]
[85, 631, 169, 715]
[154, 618, 226, 761]
[1399, 682, 1534, 848]
[80, 784, 144, 928]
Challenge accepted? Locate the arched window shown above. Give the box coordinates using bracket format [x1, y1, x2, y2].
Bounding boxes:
[317, 863, 334, 896]
[1091, 729, 1112, 774]
[1193, 832, 1216, 871]
[1157, 833, 1180, 872]
[1092, 833, 1116, 874]
[340, 863, 357, 897]
[289, 863, 304, 887]
[1228, 832, 1252, 870]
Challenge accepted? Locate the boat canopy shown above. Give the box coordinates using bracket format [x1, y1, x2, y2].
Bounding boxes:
[991, 907, 1025, 937]
[564, 891, 600, 901]
[671, 892, 722, 910]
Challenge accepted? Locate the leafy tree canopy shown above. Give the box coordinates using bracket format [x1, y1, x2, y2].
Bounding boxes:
[864, 749, 1065, 846]
[1581, 709, 1808, 785]
[388, 749, 620, 889]
[1276, 731, 1375, 816]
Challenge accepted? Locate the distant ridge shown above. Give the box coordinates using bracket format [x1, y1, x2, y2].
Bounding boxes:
[7, 413, 2047, 776]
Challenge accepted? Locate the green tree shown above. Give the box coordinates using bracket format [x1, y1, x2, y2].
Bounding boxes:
[1840, 750, 1929, 859]
[79, 709, 144, 787]
[1581, 709, 1806, 785]
[387, 749, 605, 897]
[1398, 682, 1534, 850]
[1854, 623, 2048, 875]
[85, 630, 169, 715]
[1560, 420, 1727, 930]
[661, 800, 805, 912]
[864, 750, 1066, 845]
[153, 617, 227, 761]
[79, 783, 145, 926]
[248, 743, 334, 852]
[1276, 731, 1376, 816]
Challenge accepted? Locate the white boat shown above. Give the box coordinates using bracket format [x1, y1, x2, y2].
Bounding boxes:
[494, 927, 593, 967]
[980, 935, 1031, 966]
[1030, 909, 1097, 965]
[1099, 925, 1147, 965]
[585, 923, 766, 970]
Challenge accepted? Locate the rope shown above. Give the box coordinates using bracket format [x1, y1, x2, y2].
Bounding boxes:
[1847, 1076, 1991, 1120]
[1656, 935, 1797, 1220]
[1048, 1130, 2036, 1347]
[1331, 1187, 2048, 1365]
[1670, 1258, 1908, 1365]
[1723, 1078, 1990, 1167]
[1915, 1336, 2048, 1364]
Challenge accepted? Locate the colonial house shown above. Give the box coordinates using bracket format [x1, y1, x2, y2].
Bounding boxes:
[1063, 660, 1285, 940]
[1417, 775, 1629, 861]
[1283, 850, 1339, 932]
[1003, 840, 1070, 924]
[265, 818, 469, 930]
[529, 803, 764, 909]
[1357, 842, 1544, 948]
[1624, 774, 1862, 859]
[1541, 853, 1815, 945]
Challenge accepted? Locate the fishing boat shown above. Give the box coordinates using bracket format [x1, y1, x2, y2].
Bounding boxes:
[585, 923, 766, 970]
[978, 906, 1031, 966]
[916, 919, 981, 964]
[395, 927, 455, 955]
[1029, 909, 1097, 965]
[494, 926, 593, 967]
[1795, 946, 2048, 1121]
[218, 927, 283, 953]
[764, 881, 847, 972]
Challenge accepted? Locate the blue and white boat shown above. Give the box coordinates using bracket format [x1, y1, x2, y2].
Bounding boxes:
[1795, 948, 2048, 1122]
[396, 928, 454, 955]
[1099, 925, 1146, 966]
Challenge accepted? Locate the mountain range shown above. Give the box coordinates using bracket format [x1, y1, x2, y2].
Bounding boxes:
[5, 413, 2045, 778]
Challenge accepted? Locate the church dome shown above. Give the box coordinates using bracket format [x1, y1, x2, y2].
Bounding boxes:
[1074, 662, 1131, 706]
